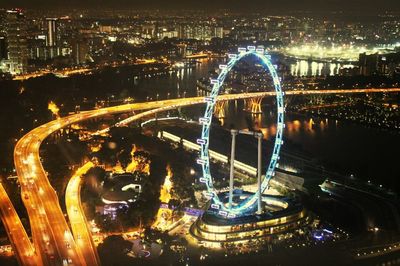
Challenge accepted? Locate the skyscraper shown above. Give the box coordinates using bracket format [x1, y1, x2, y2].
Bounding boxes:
[46, 18, 59, 58]
[71, 37, 89, 65]
[0, 36, 7, 60]
[213, 26, 224, 38]
[4, 9, 28, 74]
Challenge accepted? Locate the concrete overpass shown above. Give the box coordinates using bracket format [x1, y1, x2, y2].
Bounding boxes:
[1, 88, 400, 265]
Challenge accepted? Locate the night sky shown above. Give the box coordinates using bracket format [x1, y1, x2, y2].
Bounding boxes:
[1, 0, 400, 13]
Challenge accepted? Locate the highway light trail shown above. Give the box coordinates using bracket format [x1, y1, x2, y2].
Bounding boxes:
[65, 162, 101, 266]
[0, 183, 40, 266]
[2, 88, 399, 265]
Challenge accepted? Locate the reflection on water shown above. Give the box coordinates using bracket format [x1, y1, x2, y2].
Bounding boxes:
[130, 58, 398, 191]
[218, 100, 400, 190]
[220, 107, 326, 140]
[219, 114, 328, 143]
[290, 60, 355, 76]
[218, 117, 224, 126]
[285, 119, 301, 136]
[132, 58, 221, 99]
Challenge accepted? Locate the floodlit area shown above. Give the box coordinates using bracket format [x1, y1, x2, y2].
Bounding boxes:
[281, 44, 400, 61]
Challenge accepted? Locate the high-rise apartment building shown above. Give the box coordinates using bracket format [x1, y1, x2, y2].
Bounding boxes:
[3, 9, 28, 74]
[0, 36, 7, 60]
[46, 18, 59, 58]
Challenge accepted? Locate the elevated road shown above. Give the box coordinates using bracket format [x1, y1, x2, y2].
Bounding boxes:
[15, 132, 87, 265]
[13, 97, 207, 265]
[65, 162, 100, 266]
[6, 88, 400, 265]
[0, 183, 40, 266]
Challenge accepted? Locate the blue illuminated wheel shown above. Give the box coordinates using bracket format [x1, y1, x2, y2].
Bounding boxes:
[197, 46, 285, 217]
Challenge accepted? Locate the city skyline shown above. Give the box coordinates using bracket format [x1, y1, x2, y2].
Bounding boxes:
[1, 0, 400, 13]
[0, 3, 399, 266]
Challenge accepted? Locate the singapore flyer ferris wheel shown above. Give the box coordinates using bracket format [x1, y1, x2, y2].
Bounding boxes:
[197, 46, 285, 218]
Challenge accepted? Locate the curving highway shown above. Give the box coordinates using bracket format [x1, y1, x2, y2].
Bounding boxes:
[13, 97, 209, 266]
[65, 162, 100, 266]
[14, 126, 87, 265]
[2, 88, 399, 265]
[0, 183, 40, 266]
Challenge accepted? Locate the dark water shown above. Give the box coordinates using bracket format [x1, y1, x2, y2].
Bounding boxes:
[2, 58, 398, 191]
[132, 59, 400, 191]
[221, 104, 400, 190]
[130, 58, 219, 99]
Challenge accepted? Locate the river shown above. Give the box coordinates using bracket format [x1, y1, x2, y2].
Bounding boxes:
[132, 58, 400, 192]
[1, 57, 398, 191]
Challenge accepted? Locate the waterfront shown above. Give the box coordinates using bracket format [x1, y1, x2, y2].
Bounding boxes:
[1, 58, 398, 191]
[221, 106, 400, 191]
[289, 60, 356, 77]
[1, 5, 400, 265]
[132, 59, 400, 191]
